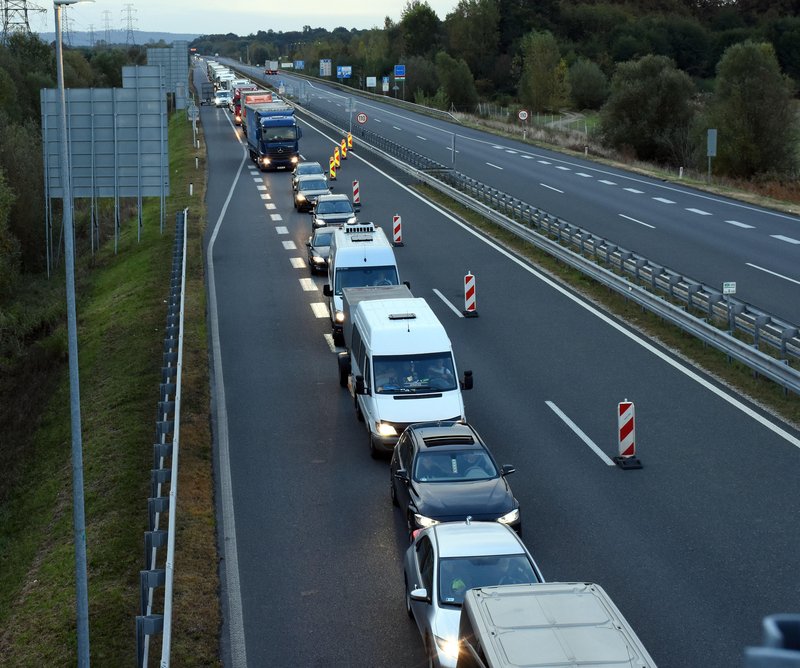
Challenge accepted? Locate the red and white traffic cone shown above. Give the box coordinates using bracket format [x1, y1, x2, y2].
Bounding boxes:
[392, 214, 403, 247]
[352, 180, 361, 211]
[463, 271, 478, 317]
[614, 400, 642, 469]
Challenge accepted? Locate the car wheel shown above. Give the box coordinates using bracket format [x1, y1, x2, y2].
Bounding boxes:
[369, 431, 380, 459]
[404, 576, 413, 619]
[425, 637, 437, 668]
[333, 330, 344, 347]
[406, 511, 415, 541]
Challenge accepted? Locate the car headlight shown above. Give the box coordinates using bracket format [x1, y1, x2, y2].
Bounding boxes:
[347, 216, 357, 224]
[497, 508, 520, 525]
[413, 513, 439, 529]
[297, 194, 306, 201]
[334, 310, 345, 323]
[434, 635, 459, 660]
[376, 422, 397, 437]
[311, 255, 324, 264]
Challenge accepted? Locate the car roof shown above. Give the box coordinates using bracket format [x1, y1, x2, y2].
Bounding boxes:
[296, 175, 329, 186]
[408, 422, 480, 449]
[316, 193, 349, 202]
[432, 522, 526, 559]
[297, 162, 323, 170]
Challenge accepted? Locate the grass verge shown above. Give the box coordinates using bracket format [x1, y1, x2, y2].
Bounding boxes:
[416, 183, 800, 428]
[0, 111, 219, 666]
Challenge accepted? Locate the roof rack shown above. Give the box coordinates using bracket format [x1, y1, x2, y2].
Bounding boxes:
[344, 222, 375, 234]
[388, 312, 416, 320]
[422, 435, 475, 446]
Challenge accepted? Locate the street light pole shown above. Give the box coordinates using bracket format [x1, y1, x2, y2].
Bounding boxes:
[54, 1, 91, 665]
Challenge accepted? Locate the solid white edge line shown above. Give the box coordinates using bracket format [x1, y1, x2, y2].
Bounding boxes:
[433, 288, 464, 318]
[206, 111, 248, 668]
[299, 118, 800, 452]
[486, 162, 503, 170]
[540, 183, 563, 194]
[546, 401, 615, 466]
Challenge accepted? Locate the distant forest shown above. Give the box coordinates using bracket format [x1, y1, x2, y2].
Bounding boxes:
[192, 0, 799, 178]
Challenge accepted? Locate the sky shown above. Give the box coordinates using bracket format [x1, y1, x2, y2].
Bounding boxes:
[33, 1, 461, 38]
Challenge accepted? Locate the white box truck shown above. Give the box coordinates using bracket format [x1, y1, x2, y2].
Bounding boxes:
[339, 293, 473, 458]
[457, 583, 657, 668]
[323, 222, 402, 345]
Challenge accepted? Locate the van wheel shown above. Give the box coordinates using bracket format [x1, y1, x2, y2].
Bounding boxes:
[337, 355, 350, 388]
[355, 397, 364, 422]
[369, 432, 380, 459]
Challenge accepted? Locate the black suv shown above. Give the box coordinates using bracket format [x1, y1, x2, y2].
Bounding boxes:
[390, 421, 521, 538]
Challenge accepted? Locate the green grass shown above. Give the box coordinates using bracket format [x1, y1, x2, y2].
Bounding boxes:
[0, 112, 218, 666]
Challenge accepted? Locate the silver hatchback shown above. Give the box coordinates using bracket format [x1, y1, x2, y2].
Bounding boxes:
[403, 520, 544, 668]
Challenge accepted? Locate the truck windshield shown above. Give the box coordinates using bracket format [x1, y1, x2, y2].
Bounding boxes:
[262, 126, 297, 141]
[373, 352, 457, 394]
[334, 266, 398, 295]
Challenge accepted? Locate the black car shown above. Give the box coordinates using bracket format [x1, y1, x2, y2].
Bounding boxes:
[390, 422, 521, 538]
[305, 226, 336, 274]
[294, 175, 330, 212]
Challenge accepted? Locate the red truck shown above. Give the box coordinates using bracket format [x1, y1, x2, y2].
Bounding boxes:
[232, 85, 260, 125]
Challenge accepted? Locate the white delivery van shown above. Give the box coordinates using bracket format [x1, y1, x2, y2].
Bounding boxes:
[323, 222, 402, 345]
[456, 583, 657, 668]
[340, 295, 473, 458]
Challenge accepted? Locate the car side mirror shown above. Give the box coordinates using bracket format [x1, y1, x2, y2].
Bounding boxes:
[501, 464, 516, 476]
[403, 281, 411, 289]
[410, 588, 429, 603]
[460, 370, 473, 391]
[355, 375, 365, 395]
[395, 469, 409, 483]
[323, 284, 332, 297]
[305, 241, 311, 247]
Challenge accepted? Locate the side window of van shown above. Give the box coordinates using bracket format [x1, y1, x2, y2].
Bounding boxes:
[351, 327, 363, 371]
[364, 356, 371, 391]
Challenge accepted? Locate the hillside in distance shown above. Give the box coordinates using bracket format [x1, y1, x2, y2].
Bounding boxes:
[37, 30, 200, 48]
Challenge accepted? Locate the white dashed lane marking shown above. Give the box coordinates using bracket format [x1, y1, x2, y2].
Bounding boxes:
[486, 163, 504, 170]
[256, 185, 267, 191]
[686, 208, 712, 216]
[299, 278, 317, 291]
[282, 240, 296, 250]
[270, 214, 283, 221]
[555, 166, 571, 171]
[576, 173, 592, 178]
[275, 226, 288, 234]
[619, 214, 655, 229]
[624, 188, 644, 194]
[416, 135, 427, 141]
[310, 302, 329, 318]
[261, 194, 271, 200]
[771, 235, 800, 244]
[725, 220, 755, 229]
[265, 203, 276, 210]
[540, 183, 564, 194]
[521, 155, 534, 159]
[290, 257, 306, 269]
[652, 197, 675, 204]
[537, 160, 551, 165]
[598, 179, 616, 185]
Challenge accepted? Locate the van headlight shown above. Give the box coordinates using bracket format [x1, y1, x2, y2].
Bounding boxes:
[334, 310, 345, 323]
[497, 508, 520, 525]
[347, 216, 357, 225]
[376, 422, 397, 437]
[434, 635, 459, 659]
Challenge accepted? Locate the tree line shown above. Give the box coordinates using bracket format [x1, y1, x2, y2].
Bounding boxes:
[194, 0, 799, 178]
[0, 34, 145, 292]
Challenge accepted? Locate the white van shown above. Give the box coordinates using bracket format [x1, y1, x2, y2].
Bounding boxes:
[339, 295, 473, 458]
[457, 583, 657, 668]
[323, 222, 402, 345]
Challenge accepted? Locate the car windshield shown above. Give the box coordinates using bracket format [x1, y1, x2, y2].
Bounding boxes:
[413, 449, 497, 482]
[438, 555, 537, 606]
[316, 200, 353, 215]
[334, 265, 398, 295]
[373, 352, 457, 394]
[312, 229, 335, 246]
[297, 164, 322, 176]
[299, 179, 328, 191]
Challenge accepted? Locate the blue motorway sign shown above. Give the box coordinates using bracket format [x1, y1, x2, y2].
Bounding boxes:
[394, 64, 406, 79]
[336, 65, 352, 79]
[294, 60, 305, 70]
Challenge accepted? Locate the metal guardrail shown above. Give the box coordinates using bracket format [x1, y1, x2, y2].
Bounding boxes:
[135, 207, 188, 667]
[289, 99, 800, 396]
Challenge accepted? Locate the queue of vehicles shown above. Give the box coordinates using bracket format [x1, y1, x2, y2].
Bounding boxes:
[204, 60, 656, 665]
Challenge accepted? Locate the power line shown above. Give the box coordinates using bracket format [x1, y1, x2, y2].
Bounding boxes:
[1, 0, 46, 43]
[102, 9, 112, 45]
[121, 3, 136, 46]
[61, 5, 71, 47]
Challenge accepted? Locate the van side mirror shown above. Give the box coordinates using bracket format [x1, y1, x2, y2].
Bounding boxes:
[460, 370, 473, 391]
[403, 281, 411, 289]
[323, 284, 332, 297]
[355, 375, 366, 395]
[501, 464, 516, 476]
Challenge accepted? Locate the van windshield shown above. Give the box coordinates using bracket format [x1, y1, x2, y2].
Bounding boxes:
[373, 353, 457, 394]
[334, 266, 398, 295]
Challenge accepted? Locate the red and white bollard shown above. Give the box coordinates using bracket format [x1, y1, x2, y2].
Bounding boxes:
[463, 271, 478, 317]
[614, 400, 642, 469]
[352, 180, 361, 210]
[392, 214, 403, 247]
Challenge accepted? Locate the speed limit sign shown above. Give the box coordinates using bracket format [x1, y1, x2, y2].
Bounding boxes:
[518, 110, 529, 121]
[356, 112, 368, 124]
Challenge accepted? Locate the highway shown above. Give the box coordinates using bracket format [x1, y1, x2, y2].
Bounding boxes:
[198, 64, 800, 667]
[229, 60, 800, 326]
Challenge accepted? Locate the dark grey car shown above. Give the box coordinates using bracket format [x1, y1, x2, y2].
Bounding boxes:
[294, 175, 330, 212]
[390, 422, 521, 538]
